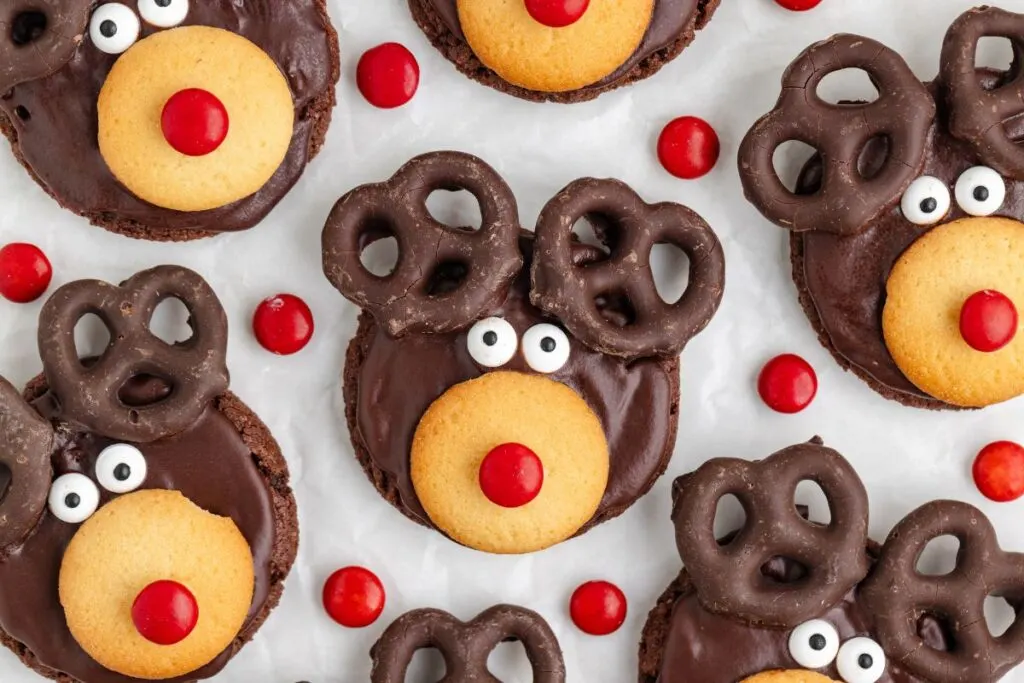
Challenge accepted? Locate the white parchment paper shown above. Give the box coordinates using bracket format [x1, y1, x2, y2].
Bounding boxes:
[2, 0, 1024, 680]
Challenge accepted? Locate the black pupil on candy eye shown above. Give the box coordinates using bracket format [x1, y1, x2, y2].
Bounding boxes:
[974, 186, 990, 202]
[65, 493, 81, 509]
[99, 19, 117, 38]
[155, 0, 172, 5]
[483, 331, 498, 347]
[858, 654, 874, 669]
[919, 197, 938, 214]
[114, 463, 131, 481]
[809, 634, 827, 651]
[540, 337, 556, 353]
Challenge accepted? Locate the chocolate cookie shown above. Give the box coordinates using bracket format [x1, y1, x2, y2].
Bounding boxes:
[324, 151, 725, 554]
[410, 0, 721, 103]
[1, 0, 340, 241]
[0, 265, 297, 683]
[739, 7, 1024, 410]
[639, 439, 1024, 683]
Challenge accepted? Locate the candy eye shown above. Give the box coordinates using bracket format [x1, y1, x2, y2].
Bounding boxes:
[138, 0, 189, 27]
[836, 637, 885, 683]
[95, 443, 148, 494]
[89, 3, 141, 54]
[467, 317, 517, 368]
[900, 176, 951, 226]
[522, 323, 570, 374]
[788, 619, 840, 670]
[955, 166, 1006, 217]
[48, 473, 100, 524]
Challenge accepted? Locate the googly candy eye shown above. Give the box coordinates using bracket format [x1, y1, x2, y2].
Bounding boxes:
[522, 324, 570, 374]
[467, 317, 517, 368]
[836, 637, 886, 683]
[89, 3, 140, 55]
[788, 619, 840, 670]
[955, 167, 1006, 217]
[95, 443, 148, 494]
[138, 0, 189, 28]
[48, 473, 100, 524]
[901, 176, 951, 226]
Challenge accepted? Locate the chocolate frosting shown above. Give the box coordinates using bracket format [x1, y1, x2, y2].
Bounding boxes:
[0, 0, 336, 234]
[425, 0, 699, 91]
[0, 398, 276, 683]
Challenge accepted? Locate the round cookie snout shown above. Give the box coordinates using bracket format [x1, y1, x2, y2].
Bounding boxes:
[741, 671, 837, 683]
[410, 371, 610, 554]
[97, 25, 295, 213]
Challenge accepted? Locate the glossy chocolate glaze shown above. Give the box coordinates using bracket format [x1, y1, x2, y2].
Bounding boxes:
[426, 0, 698, 90]
[0, 0, 335, 234]
[0, 397, 275, 683]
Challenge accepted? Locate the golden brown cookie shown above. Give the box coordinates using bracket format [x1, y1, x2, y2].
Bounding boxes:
[741, 672, 836, 683]
[59, 489, 255, 680]
[883, 217, 1024, 408]
[411, 371, 609, 554]
[457, 0, 655, 93]
[98, 26, 294, 213]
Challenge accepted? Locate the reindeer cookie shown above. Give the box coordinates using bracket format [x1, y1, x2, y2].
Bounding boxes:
[639, 439, 1024, 683]
[322, 151, 725, 554]
[370, 605, 565, 682]
[1, 0, 339, 241]
[738, 6, 1024, 409]
[410, 0, 720, 103]
[0, 266, 297, 682]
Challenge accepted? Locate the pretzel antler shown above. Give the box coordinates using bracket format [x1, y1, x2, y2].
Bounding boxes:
[530, 178, 724, 360]
[672, 441, 870, 628]
[862, 501, 1024, 683]
[0, 375, 53, 552]
[739, 34, 935, 235]
[37, 266, 229, 443]
[1, 1, 91, 94]
[369, 605, 565, 683]
[941, 7, 1024, 179]
[322, 152, 522, 338]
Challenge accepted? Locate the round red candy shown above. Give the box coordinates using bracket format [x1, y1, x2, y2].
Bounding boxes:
[657, 116, 720, 180]
[525, 0, 590, 27]
[758, 354, 818, 414]
[775, 0, 823, 10]
[131, 580, 199, 646]
[570, 581, 627, 636]
[357, 43, 420, 109]
[479, 443, 544, 508]
[161, 88, 229, 157]
[974, 441, 1024, 503]
[0, 243, 52, 303]
[253, 294, 314, 355]
[959, 290, 1017, 353]
[323, 566, 386, 628]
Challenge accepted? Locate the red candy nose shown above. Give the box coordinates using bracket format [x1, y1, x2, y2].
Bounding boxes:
[131, 580, 199, 645]
[960, 290, 1018, 353]
[525, 0, 590, 27]
[161, 88, 229, 157]
[479, 443, 544, 508]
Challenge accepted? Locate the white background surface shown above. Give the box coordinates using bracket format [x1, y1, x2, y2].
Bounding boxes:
[2, 0, 1024, 681]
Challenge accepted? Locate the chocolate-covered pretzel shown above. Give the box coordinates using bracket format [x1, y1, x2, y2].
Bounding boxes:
[37, 266, 229, 443]
[370, 605, 565, 683]
[863, 501, 1024, 683]
[0, 375, 54, 551]
[531, 179, 725, 359]
[672, 441, 870, 628]
[0, 2, 91, 94]
[323, 152, 522, 338]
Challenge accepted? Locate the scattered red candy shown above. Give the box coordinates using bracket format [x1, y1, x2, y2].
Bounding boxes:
[357, 43, 420, 109]
[570, 581, 627, 636]
[479, 443, 544, 508]
[161, 88, 229, 157]
[0, 243, 52, 303]
[657, 116, 721, 180]
[525, 0, 590, 27]
[774, 0, 823, 10]
[323, 566, 386, 628]
[974, 441, 1024, 503]
[758, 354, 818, 414]
[253, 294, 314, 355]
[959, 290, 1018, 353]
[131, 580, 199, 645]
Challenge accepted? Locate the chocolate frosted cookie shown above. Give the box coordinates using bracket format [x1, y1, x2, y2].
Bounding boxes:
[370, 605, 565, 682]
[738, 6, 1024, 410]
[0, 265, 297, 682]
[639, 439, 1024, 683]
[323, 151, 725, 554]
[1, 0, 339, 241]
[410, 0, 720, 103]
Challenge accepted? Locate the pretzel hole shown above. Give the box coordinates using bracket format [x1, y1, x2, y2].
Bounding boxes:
[14, 106, 30, 122]
[150, 298, 194, 345]
[650, 243, 691, 305]
[10, 10, 47, 47]
[713, 494, 747, 544]
[593, 291, 637, 329]
[760, 556, 809, 584]
[975, 37, 1016, 77]
[985, 594, 1018, 637]
[773, 141, 820, 193]
[914, 535, 960, 576]
[426, 189, 483, 232]
[916, 613, 953, 652]
[405, 647, 446, 682]
[572, 216, 615, 258]
[794, 480, 832, 525]
[359, 221, 400, 278]
[73, 313, 112, 364]
[117, 373, 174, 408]
[815, 69, 879, 105]
[425, 261, 470, 296]
[488, 639, 531, 680]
